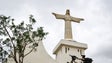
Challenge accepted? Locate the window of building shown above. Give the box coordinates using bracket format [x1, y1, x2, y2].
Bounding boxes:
[80, 49, 82, 55]
[68, 48, 70, 50]
[65, 47, 70, 53]
[65, 47, 67, 53]
[77, 49, 79, 52]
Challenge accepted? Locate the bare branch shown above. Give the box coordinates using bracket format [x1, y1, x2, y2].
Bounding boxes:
[24, 47, 34, 57]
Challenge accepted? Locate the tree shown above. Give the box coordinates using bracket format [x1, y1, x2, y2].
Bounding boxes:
[0, 44, 8, 63]
[81, 55, 93, 63]
[0, 15, 48, 63]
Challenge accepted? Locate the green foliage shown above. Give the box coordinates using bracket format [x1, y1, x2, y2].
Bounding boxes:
[0, 15, 48, 63]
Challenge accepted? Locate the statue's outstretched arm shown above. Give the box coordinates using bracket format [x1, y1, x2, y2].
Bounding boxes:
[52, 13, 65, 19]
[71, 16, 84, 23]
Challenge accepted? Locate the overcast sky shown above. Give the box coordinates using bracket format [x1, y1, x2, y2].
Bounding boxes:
[0, 0, 112, 63]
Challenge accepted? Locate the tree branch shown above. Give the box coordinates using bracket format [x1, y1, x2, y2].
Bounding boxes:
[13, 47, 18, 63]
[3, 22, 18, 63]
[24, 47, 34, 57]
[2, 23, 15, 48]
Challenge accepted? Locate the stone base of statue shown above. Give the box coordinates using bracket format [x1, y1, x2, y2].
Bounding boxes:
[53, 39, 87, 63]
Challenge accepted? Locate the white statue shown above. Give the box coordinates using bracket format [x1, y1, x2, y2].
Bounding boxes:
[52, 9, 84, 40]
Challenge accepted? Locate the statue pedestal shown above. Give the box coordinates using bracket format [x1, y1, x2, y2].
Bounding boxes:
[53, 39, 87, 63]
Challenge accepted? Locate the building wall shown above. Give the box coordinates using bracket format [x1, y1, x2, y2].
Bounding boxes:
[56, 45, 85, 63]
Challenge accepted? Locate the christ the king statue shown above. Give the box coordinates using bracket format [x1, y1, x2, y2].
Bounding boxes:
[52, 9, 84, 40]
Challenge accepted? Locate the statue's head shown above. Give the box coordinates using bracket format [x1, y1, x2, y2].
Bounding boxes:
[66, 9, 70, 15]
